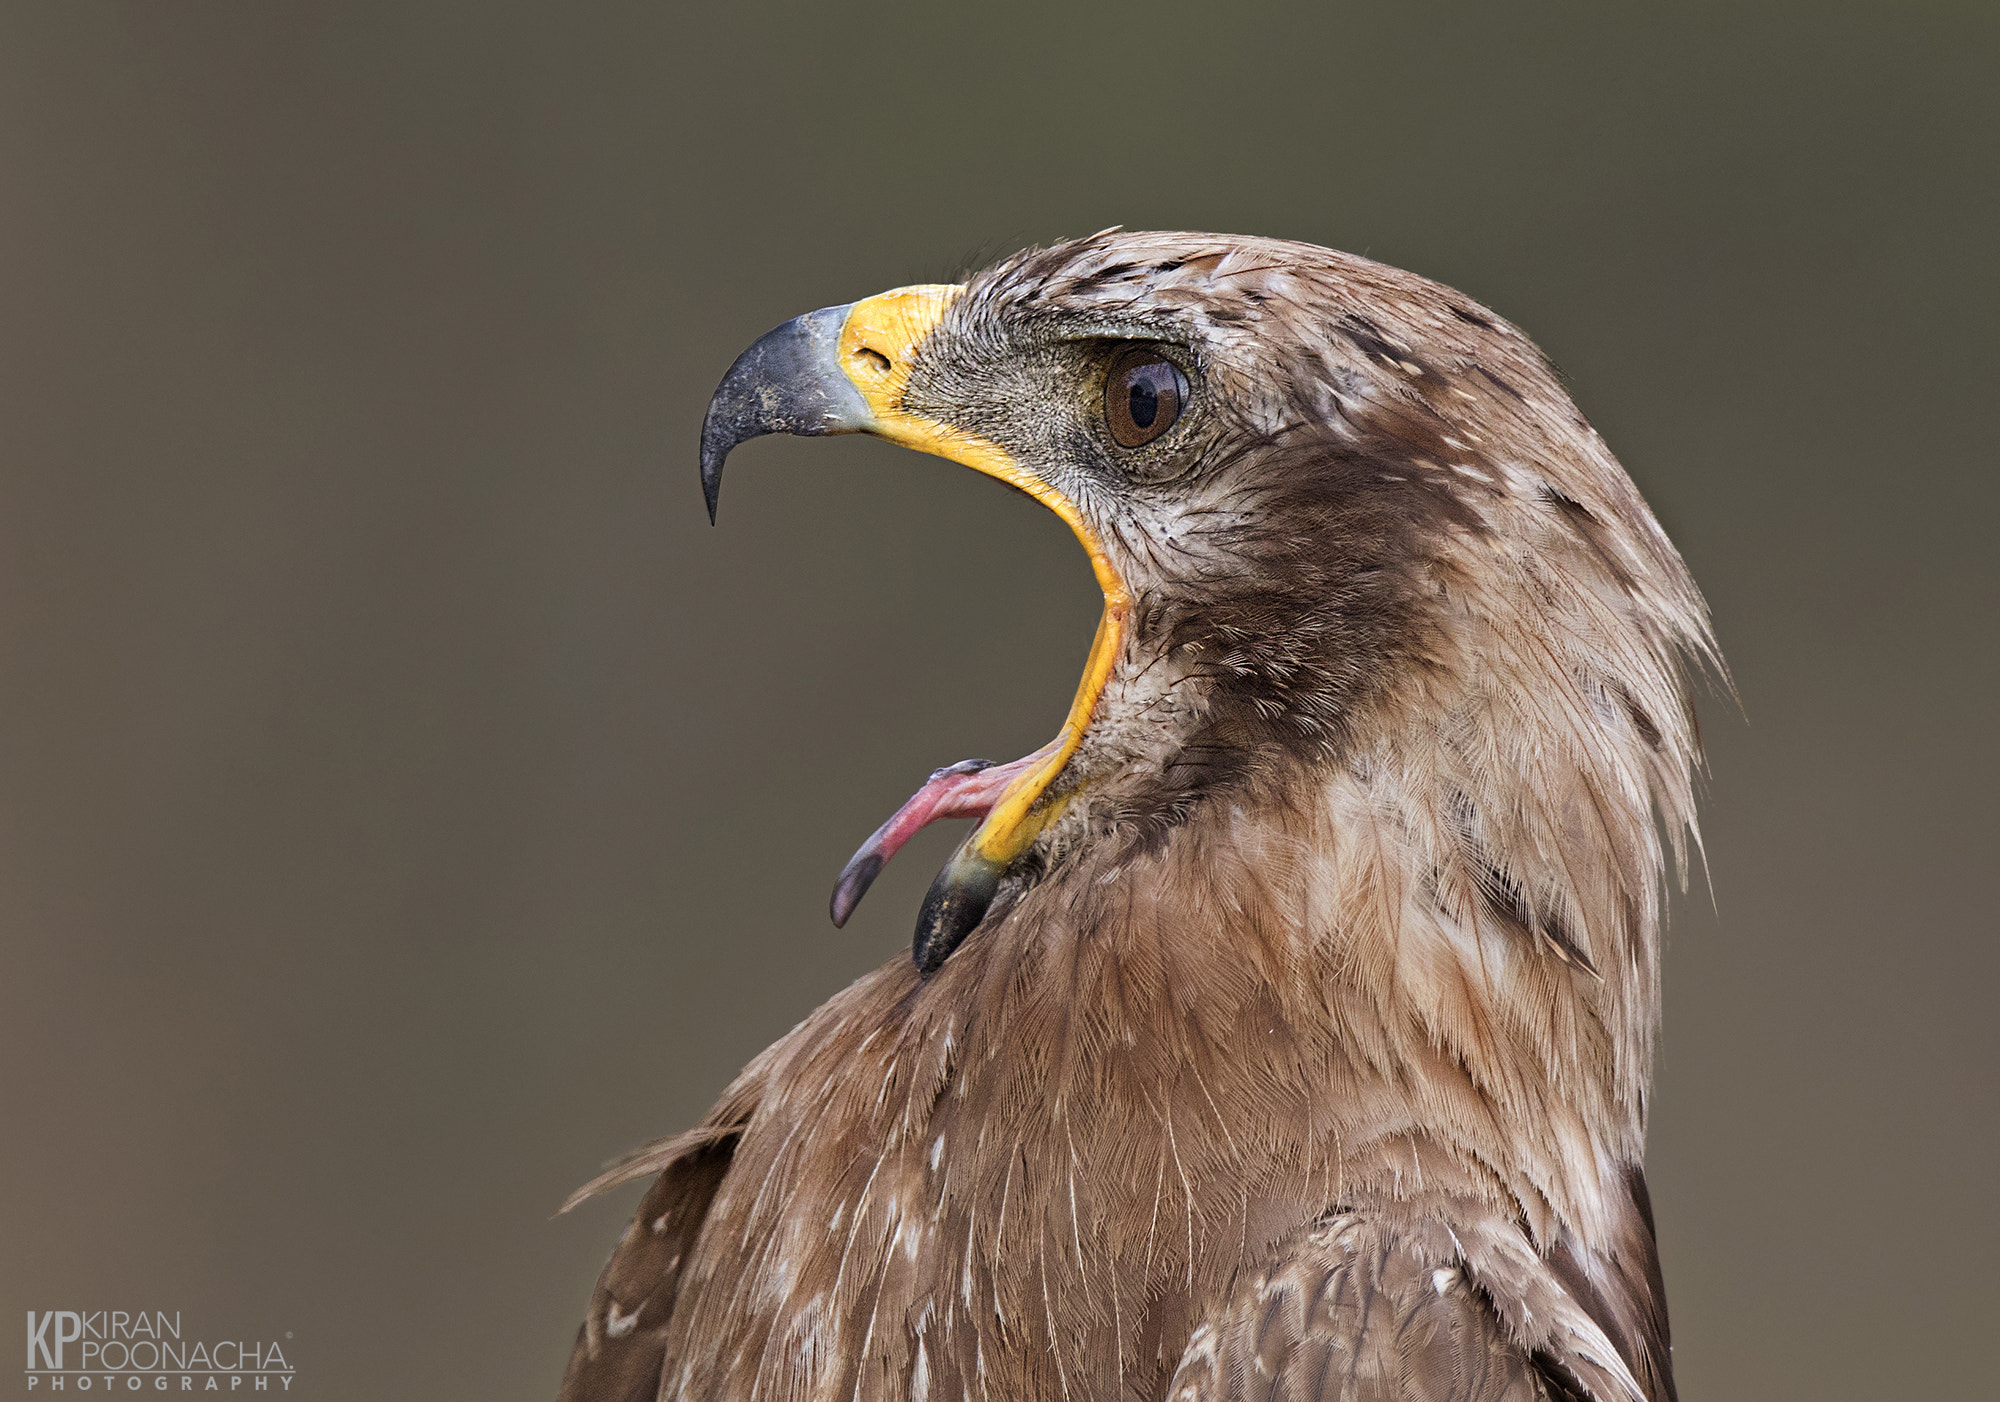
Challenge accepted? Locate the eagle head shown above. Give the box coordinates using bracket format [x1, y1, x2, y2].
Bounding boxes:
[701, 230, 1712, 1023]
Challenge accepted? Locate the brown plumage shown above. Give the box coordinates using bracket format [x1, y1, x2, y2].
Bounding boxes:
[559, 232, 1716, 1402]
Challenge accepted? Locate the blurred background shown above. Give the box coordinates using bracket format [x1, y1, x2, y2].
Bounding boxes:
[2, 3, 1993, 1397]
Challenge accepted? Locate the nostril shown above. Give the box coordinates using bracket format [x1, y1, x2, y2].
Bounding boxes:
[855, 346, 891, 375]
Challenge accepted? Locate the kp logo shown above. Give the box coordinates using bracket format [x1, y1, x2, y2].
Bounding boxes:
[24, 1312, 294, 1392]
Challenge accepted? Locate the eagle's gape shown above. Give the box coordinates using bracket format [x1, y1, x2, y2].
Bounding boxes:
[828, 749, 1062, 930]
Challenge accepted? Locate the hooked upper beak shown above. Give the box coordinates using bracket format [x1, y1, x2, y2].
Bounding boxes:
[697, 285, 1133, 974]
[700, 286, 985, 522]
[699, 301, 870, 524]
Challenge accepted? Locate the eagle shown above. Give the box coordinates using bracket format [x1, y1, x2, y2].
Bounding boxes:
[558, 232, 1715, 1402]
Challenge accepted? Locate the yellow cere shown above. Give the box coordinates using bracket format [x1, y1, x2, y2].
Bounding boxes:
[837, 286, 1134, 865]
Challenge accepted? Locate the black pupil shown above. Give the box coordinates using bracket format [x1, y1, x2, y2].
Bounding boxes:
[1128, 375, 1159, 429]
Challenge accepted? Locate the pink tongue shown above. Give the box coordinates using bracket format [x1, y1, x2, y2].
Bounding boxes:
[829, 743, 1059, 927]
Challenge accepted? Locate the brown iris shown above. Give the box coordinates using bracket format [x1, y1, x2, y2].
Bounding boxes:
[1104, 348, 1189, 448]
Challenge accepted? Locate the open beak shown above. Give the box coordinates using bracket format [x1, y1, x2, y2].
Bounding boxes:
[699, 285, 1132, 973]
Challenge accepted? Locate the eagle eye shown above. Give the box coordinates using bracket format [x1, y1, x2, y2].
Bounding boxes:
[1104, 348, 1189, 449]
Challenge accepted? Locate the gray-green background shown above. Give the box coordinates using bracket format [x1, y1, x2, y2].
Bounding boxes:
[4, 3, 1993, 1397]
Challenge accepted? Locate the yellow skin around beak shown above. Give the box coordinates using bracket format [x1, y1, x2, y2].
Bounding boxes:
[835, 286, 1134, 865]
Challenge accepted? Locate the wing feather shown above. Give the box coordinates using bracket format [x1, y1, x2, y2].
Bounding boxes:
[1164, 1206, 1670, 1402]
[1167, 1216, 1547, 1402]
[558, 1135, 738, 1402]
